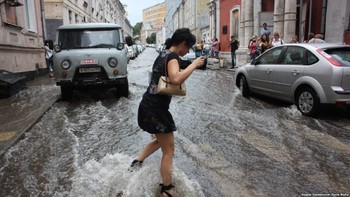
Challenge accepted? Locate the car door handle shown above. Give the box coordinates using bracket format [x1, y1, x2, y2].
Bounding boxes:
[292, 70, 300, 76]
[266, 69, 272, 73]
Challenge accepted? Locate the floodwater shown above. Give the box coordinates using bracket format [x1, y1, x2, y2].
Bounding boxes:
[0, 48, 349, 197]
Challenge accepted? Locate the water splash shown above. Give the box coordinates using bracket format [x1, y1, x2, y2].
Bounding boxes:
[69, 153, 205, 197]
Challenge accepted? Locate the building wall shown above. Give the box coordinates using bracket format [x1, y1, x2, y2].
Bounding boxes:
[325, 0, 350, 43]
[0, 1, 45, 78]
[44, 0, 130, 41]
[196, 0, 210, 42]
[220, 0, 241, 52]
[165, 0, 182, 38]
[141, 2, 165, 44]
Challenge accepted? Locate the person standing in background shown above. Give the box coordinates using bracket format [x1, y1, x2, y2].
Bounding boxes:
[212, 38, 220, 59]
[260, 23, 271, 38]
[195, 40, 203, 57]
[270, 32, 284, 48]
[44, 41, 53, 77]
[228, 35, 239, 68]
[308, 34, 326, 43]
[290, 35, 299, 43]
[259, 34, 269, 54]
[248, 36, 259, 60]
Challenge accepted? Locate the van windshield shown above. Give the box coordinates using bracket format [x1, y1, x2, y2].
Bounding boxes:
[58, 29, 121, 50]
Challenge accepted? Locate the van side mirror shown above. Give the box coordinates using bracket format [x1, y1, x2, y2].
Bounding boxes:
[54, 45, 61, 52]
[125, 36, 133, 46]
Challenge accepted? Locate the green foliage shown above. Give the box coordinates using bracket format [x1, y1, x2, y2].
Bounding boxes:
[146, 32, 157, 44]
[133, 22, 142, 36]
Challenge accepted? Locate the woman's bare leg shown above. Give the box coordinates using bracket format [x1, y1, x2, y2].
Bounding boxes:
[135, 138, 160, 161]
[155, 132, 175, 195]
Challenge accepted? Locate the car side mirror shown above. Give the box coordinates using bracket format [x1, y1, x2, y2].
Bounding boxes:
[125, 36, 133, 46]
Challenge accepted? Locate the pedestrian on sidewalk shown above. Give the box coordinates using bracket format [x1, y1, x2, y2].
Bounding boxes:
[44, 41, 53, 77]
[212, 38, 220, 59]
[270, 32, 284, 48]
[228, 35, 239, 68]
[130, 28, 205, 197]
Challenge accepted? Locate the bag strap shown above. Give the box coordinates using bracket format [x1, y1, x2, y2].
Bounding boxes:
[162, 53, 183, 89]
[163, 53, 170, 77]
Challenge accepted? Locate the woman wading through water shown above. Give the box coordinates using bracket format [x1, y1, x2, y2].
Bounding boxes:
[129, 28, 205, 197]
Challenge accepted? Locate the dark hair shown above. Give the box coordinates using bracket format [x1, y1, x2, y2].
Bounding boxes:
[164, 38, 171, 49]
[166, 28, 196, 49]
[308, 33, 315, 40]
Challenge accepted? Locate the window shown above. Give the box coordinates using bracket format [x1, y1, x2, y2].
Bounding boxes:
[222, 26, 227, 34]
[305, 50, 318, 65]
[24, 0, 37, 32]
[231, 9, 239, 38]
[5, 4, 17, 25]
[258, 47, 284, 64]
[281, 46, 304, 65]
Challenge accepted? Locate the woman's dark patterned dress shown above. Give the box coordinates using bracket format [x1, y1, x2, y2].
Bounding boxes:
[138, 52, 180, 134]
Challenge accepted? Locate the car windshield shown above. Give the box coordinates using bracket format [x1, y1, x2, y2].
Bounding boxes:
[324, 47, 350, 67]
[57, 28, 121, 50]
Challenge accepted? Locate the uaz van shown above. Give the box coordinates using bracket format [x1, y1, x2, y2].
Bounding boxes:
[52, 23, 133, 100]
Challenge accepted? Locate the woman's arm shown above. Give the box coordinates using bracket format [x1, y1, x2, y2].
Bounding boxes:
[167, 57, 204, 85]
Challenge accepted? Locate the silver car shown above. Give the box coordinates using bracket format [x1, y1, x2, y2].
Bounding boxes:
[235, 43, 350, 116]
[53, 23, 133, 100]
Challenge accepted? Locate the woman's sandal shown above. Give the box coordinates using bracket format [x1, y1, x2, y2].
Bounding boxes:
[159, 184, 175, 197]
[127, 159, 143, 172]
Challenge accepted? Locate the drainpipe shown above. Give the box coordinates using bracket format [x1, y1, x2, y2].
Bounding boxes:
[40, 0, 46, 41]
[213, 1, 216, 39]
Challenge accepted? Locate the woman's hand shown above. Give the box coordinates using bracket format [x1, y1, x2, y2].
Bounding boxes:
[193, 56, 205, 68]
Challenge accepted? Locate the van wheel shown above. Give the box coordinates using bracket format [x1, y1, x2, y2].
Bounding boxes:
[239, 76, 250, 97]
[116, 78, 129, 97]
[296, 87, 319, 116]
[61, 86, 73, 101]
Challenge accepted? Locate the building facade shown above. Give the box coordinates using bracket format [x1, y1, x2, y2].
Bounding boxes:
[165, 0, 182, 39]
[0, 0, 45, 78]
[44, 0, 133, 42]
[141, 2, 166, 44]
[170, 0, 210, 44]
[216, 0, 350, 66]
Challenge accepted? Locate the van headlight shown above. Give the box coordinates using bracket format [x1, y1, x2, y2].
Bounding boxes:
[61, 60, 71, 69]
[108, 58, 118, 67]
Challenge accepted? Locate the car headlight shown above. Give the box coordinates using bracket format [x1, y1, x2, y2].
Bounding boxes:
[108, 58, 118, 67]
[61, 60, 71, 69]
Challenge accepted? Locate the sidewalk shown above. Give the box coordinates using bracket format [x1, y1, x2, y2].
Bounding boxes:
[0, 76, 60, 157]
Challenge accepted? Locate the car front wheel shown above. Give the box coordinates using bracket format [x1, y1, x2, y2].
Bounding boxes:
[239, 75, 250, 97]
[296, 87, 319, 116]
[116, 78, 129, 98]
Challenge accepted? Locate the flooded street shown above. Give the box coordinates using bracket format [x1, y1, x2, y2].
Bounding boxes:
[0, 48, 349, 197]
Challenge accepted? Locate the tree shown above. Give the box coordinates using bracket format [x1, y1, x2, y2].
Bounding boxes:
[133, 22, 142, 37]
[146, 32, 157, 44]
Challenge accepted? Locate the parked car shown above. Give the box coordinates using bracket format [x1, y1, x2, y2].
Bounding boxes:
[235, 43, 350, 116]
[126, 45, 136, 60]
[52, 23, 133, 100]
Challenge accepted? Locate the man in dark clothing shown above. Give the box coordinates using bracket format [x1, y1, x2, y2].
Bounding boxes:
[228, 35, 239, 68]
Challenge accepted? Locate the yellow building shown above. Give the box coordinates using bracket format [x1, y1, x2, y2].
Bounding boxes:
[141, 2, 165, 44]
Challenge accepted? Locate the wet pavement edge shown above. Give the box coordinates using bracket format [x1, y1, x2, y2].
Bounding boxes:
[0, 76, 60, 157]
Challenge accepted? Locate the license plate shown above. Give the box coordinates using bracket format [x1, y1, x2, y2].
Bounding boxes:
[80, 59, 98, 65]
[79, 67, 101, 73]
